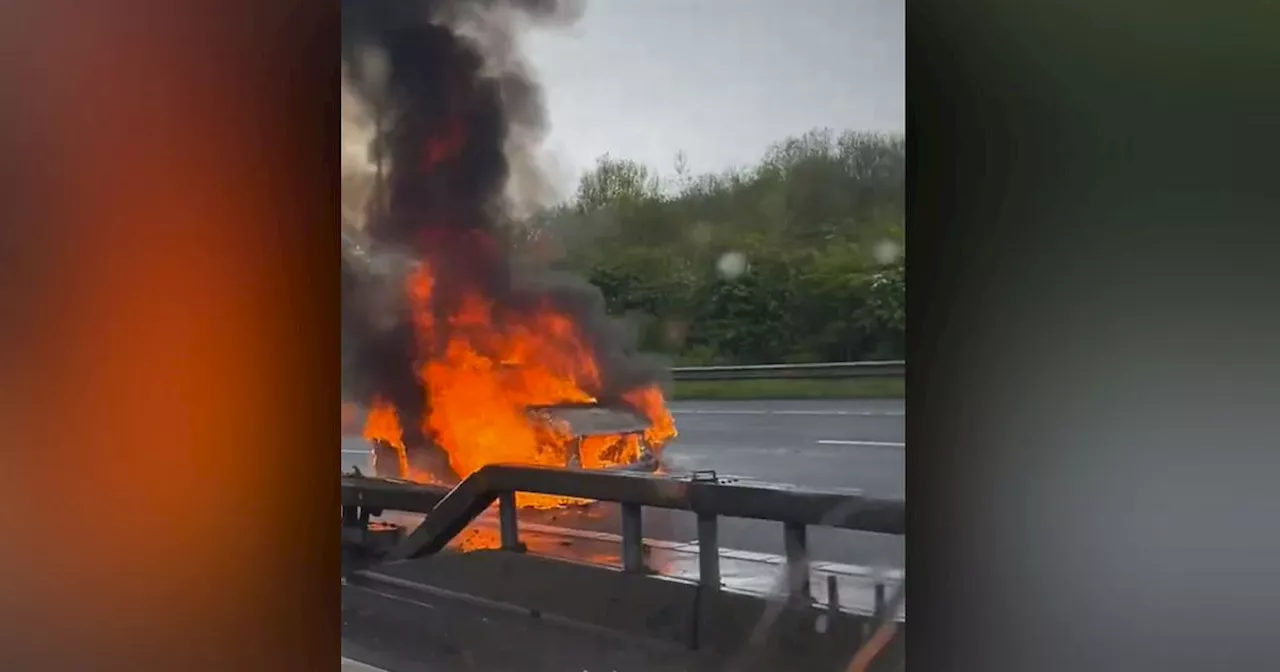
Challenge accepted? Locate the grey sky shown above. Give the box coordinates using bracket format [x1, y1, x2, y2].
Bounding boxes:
[524, 0, 904, 191]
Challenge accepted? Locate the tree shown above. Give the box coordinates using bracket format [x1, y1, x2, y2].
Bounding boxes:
[538, 128, 905, 364]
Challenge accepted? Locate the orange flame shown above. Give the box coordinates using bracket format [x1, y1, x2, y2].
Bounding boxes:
[623, 385, 678, 450]
[361, 397, 408, 478]
[359, 249, 677, 508]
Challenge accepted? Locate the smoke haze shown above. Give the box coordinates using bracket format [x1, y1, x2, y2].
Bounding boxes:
[340, 0, 668, 448]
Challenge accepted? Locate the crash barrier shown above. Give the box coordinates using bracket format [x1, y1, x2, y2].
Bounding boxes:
[670, 360, 904, 381]
[341, 464, 905, 608]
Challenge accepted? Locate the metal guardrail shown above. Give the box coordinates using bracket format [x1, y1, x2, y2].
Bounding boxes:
[671, 360, 904, 381]
[341, 464, 905, 603]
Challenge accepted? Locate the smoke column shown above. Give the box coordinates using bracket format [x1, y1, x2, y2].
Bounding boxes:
[340, 0, 668, 452]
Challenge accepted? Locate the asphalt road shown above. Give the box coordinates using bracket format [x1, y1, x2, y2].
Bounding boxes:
[342, 398, 905, 568]
[342, 576, 719, 672]
[660, 399, 904, 496]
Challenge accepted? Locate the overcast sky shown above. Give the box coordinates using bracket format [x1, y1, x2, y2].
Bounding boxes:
[524, 0, 904, 191]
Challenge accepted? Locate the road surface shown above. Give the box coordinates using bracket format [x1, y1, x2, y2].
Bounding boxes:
[655, 399, 903, 496]
[343, 574, 722, 671]
[342, 398, 905, 568]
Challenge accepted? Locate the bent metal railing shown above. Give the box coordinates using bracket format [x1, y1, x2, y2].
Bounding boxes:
[341, 464, 905, 604]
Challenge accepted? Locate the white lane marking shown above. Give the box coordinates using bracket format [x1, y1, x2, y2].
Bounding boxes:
[344, 582, 440, 612]
[672, 409, 903, 417]
[341, 657, 393, 672]
[673, 409, 767, 415]
[775, 410, 902, 416]
[816, 439, 905, 447]
[341, 449, 371, 455]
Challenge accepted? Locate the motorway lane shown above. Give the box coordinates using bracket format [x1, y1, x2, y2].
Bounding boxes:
[343, 399, 904, 493]
[342, 398, 905, 568]
[637, 399, 903, 568]
[661, 399, 904, 496]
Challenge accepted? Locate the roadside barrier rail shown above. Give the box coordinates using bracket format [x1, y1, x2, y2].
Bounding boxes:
[671, 360, 904, 381]
[342, 465, 905, 604]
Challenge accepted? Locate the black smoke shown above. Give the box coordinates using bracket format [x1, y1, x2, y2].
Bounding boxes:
[340, 0, 669, 452]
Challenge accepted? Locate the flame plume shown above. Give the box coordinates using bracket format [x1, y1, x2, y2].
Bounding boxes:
[341, 0, 675, 506]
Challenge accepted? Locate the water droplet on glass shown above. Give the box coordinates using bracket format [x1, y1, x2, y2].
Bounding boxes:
[815, 613, 829, 634]
[717, 251, 748, 279]
[872, 239, 901, 265]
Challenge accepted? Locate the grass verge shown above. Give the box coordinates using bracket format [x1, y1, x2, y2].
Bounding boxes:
[671, 377, 904, 401]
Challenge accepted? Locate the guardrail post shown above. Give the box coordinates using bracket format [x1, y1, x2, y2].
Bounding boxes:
[696, 512, 720, 590]
[620, 503, 645, 573]
[827, 575, 839, 618]
[784, 522, 810, 602]
[497, 491, 521, 552]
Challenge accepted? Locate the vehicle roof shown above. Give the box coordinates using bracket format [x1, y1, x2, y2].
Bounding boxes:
[527, 404, 650, 437]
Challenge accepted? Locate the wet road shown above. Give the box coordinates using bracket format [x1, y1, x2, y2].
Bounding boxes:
[659, 399, 904, 496]
[343, 577, 717, 672]
[342, 398, 905, 568]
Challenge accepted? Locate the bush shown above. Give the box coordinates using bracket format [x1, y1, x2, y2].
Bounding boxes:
[535, 128, 905, 365]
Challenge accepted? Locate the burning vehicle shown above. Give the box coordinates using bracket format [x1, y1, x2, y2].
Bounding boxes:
[366, 402, 663, 483]
[525, 403, 662, 472]
[339, 0, 676, 501]
[343, 230, 674, 488]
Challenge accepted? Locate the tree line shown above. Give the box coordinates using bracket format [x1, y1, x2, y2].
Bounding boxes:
[526, 128, 905, 366]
